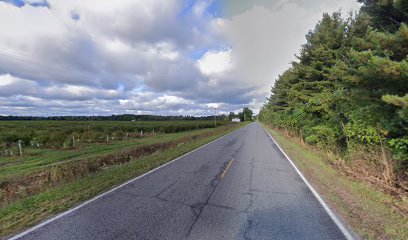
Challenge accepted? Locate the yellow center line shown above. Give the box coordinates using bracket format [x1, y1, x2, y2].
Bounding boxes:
[221, 159, 234, 179]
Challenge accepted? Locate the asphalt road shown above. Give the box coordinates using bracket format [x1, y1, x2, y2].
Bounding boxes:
[13, 123, 351, 240]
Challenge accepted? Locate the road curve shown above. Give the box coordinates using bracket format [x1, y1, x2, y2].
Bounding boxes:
[12, 123, 351, 240]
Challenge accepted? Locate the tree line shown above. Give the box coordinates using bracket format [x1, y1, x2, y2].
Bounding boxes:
[259, 0, 407, 185]
[0, 114, 222, 121]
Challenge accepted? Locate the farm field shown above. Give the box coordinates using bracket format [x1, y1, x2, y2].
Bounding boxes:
[0, 120, 227, 180]
[0, 120, 225, 147]
[0, 120, 245, 237]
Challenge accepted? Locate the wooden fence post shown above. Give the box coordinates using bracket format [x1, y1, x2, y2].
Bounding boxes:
[18, 140, 23, 156]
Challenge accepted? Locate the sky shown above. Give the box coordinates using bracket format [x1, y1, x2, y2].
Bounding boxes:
[0, 0, 361, 116]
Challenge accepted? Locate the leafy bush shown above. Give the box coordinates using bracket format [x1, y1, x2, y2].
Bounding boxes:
[388, 137, 408, 169]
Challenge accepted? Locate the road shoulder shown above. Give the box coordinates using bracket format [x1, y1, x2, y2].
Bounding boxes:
[263, 124, 408, 240]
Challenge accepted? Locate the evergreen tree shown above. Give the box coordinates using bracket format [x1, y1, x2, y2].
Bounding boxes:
[260, 1, 408, 178]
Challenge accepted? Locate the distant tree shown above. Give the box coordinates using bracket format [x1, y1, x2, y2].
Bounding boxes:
[0, 114, 226, 121]
[242, 107, 254, 122]
[237, 112, 244, 122]
[228, 112, 235, 121]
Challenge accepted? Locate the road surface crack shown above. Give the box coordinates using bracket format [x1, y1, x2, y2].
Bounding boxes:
[249, 189, 297, 196]
[123, 191, 199, 209]
[207, 203, 236, 211]
[186, 161, 232, 237]
[154, 178, 180, 198]
[243, 157, 255, 239]
[243, 219, 253, 240]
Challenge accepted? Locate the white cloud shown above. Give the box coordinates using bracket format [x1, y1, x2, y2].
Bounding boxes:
[0, 74, 123, 100]
[0, 0, 361, 116]
[0, 74, 19, 87]
[215, 1, 361, 90]
[197, 50, 232, 76]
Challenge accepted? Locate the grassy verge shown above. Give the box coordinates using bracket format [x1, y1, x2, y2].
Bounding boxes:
[263, 125, 408, 240]
[0, 123, 246, 238]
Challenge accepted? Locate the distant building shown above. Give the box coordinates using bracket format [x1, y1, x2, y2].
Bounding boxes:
[231, 118, 240, 123]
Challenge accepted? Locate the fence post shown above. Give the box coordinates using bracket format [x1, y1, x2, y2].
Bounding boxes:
[106, 134, 109, 143]
[126, 132, 129, 140]
[18, 140, 23, 156]
[140, 130, 143, 137]
[72, 135, 76, 148]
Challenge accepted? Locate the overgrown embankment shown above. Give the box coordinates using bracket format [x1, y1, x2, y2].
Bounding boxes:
[264, 125, 407, 240]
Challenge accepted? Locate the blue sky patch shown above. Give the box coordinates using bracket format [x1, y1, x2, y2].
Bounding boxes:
[71, 11, 80, 21]
[1, 0, 49, 8]
[188, 48, 209, 60]
[205, 0, 222, 17]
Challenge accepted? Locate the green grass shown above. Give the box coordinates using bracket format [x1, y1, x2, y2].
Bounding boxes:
[263, 125, 408, 240]
[0, 123, 246, 238]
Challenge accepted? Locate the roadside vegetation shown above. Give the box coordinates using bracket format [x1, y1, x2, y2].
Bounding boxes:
[0, 120, 246, 237]
[264, 126, 407, 239]
[259, 1, 408, 197]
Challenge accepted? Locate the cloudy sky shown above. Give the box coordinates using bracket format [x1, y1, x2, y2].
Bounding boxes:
[0, 0, 361, 116]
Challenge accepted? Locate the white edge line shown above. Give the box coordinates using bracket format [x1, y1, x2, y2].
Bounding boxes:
[263, 128, 355, 240]
[9, 127, 241, 240]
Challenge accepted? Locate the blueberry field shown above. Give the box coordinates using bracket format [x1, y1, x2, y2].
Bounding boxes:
[0, 120, 227, 150]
